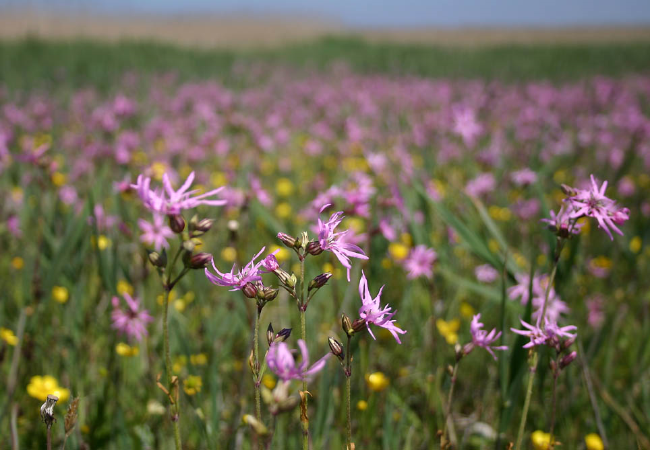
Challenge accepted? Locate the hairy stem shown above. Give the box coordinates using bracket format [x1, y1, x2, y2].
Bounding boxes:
[515, 351, 538, 450]
[549, 372, 559, 448]
[441, 361, 459, 449]
[254, 306, 262, 424]
[299, 255, 309, 450]
[163, 289, 182, 450]
[539, 237, 563, 327]
[345, 334, 353, 450]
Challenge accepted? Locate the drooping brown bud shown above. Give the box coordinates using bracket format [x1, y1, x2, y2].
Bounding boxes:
[243, 282, 258, 299]
[559, 351, 577, 370]
[342, 313, 354, 336]
[309, 273, 332, 291]
[188, 252, 212, 269]
[168, 214, 186, 233]
[306, 241, 324, 256]
[328, 337, 345, 361]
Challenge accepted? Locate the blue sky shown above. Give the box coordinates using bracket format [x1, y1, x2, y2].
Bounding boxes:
[6, 0, 650, 27]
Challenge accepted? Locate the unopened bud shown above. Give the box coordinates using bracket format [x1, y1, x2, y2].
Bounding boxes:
[342, 313, 354, 336]
[189, 215, 214, 236]
[182, 239, 196, 253]
[309, 273, 332, 291]
[260, 287, 279, 302]
[243, 282, 258, 299]
[351, 318, 366, 333]
[168, 214, 186, 233]
[454, 343, 464, 361]
[148, 249, 167, 268]
[560, 184, 577, 197]
[242, 414, 268, 436]
[188, 252, 212, 269]
[559, 351, 577, 370]
[277, 233, 298, 248]
[275, 328, 292, 343]
[267, 323, 274, 347]
[328, 337, 345, 361]
[563, 337, 575, 350]
[248, 350, 258, 374]
[306, 241, 324, 256]
[549, 359, 557, 373]
[462, 342, 475, 357]
[274, 269, 295, 288]
[298, 232, 309, 249]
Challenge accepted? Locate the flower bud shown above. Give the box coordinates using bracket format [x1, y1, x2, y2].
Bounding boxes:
[559, 351, 577, 370]
[275, 328, 292, 343]
[306, 241, 324, 256]
[148, 249, 167, 268]
[328, 337, 345, 361]
[182, 239, 196, 253]
[563, 337, 575, 350]
[260, 287, 279, 302]
[342, 313, 354, 336]
[309, 273, 332, 291]
[242, 414, 268, 436]
[243, 282, 258, 299]
[168, 214, 186, 233]
[351, 318, 366, 333]
[188, 252, 212, 269]
[267, 323, 274, 347]
[462, 342, 475, 357]
[298, 231, 309, 249]
[273, 268, 293, 287]
[248, 349, 258, 374]
[189, 215, 214, 236]
[560, 184, 577, 197]
[277, 233, 298, 248]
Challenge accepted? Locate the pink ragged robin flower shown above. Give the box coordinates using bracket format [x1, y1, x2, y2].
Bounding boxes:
[111, 293, 153, 342]
[402, 245, 437, 279]
[205, 247, 275, 291]
[266, 339, 330, 382]
[358, 271, 406, 344]
[138, 214, 174, 250]
[511, 318, 576, 349]
[468, 314, 508, 360]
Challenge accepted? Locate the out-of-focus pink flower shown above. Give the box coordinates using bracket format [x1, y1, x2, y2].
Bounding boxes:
[511, 319, 576, 349]
[564, 174, 629, 240]
[111, 293, 153, 342]
[266, 339, 330, 381]
[475, 264, 499, 283]
[358, 271, 406, 344]
[317, 204, 368, 282]
[469, 314, 508, 360]
[465, 173, 496, 198]
[510, 168, 538, 186]
[402, 245, 437, 279]
[7, 215, 22, 238]
[452, 106, 483, 147]
[586, 296, 605, 328]
[132, 171, 226, 215]
[541, 205, 583, 235]
[138, 214, 174, 250]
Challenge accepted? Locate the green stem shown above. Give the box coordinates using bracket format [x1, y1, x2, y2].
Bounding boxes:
[515, 351, 538, 450]
[539, 240, 562, 328]
[163, 289, 182, 450]
[441, 361, 459, 449]
[549, 372, 558, 448]
[345, 334, 352, 450]
[254, 306, 262, 424]
[299, 255, 309, 450]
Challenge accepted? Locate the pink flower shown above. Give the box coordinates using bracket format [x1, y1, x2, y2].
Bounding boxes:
[205, 247, 269, 291]
[541, 205, 583, 235]
[138, 214, 174, 250]
[403, 245, 437, 279]
[475, 264, 499, 283]
[452, 106, 482, 147]
[358, 271, 406, 344]
[132, 171, 226, 215]
[266, 339, 330, 381]
[465, 173, 496, 198]
[469, 314, 508, 360]
[510, 168, 537, 186]
[317, 204, 368, 282]
[511, 319, 576, 349]
[111, 293, 153, 342]
[564, 174, 630, 240]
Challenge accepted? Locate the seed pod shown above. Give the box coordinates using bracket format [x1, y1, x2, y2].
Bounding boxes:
[188, 252, 212, 269]
[243, 282, 258, 299]
[342, 314, 354, 336]
[309, 273, 332, 291]
[328, 337, 345, 361]
[168, 214, 186, 233]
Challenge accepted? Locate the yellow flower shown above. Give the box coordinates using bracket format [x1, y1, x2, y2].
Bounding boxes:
[585, 433, 604, 450]
[183, 375, 203, 395]
[1, 327, 18, 346]
[345, 218, 365, 234]
[190, 353, 208, 366]
[27, 376, 70, 402]
[381, 258, 392, 269]
[436, 318, 460, 345]
[116, 343, 139, 357]
[150, 162, 167, 180]
[117, 280, 134, 296]
[97, 235, 111, 251]
[174, 299, 186, 312]
[275, 202, 292, 219]
[262, 373, 276, 390]
[221, 246, 237, 263]
[275, 178, 295, 197]
[366, 372, 389, 392]
[51, 172, 67, 187]
[459, 302, 475, 319]
[531, 430, 551, 450]
[52, 286, 69, 304]
[11, 257, 24, 270]
[357, 400, 368, 411]
[388, 242, 410, 261]
[400, 233, 413, 246]
[630, 236, 642, 254]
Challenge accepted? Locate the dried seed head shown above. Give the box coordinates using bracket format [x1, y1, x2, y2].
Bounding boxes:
[41, 394, 59, 429]
[64, 397, 79, 437]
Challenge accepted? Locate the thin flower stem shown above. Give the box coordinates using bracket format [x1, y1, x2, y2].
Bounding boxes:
[538, 238, 562, 328]
[515, 351, 538, 450]
[163, 289, 182, 450]
[549, 372, 559, 448]
[345, 334, 353, 450]
[299, 255, 309, 450]
[254, 306, 262, 424]
[266, 414, 278, 450]
[441, 361, 459, 449]
[47, 427, 52, 450]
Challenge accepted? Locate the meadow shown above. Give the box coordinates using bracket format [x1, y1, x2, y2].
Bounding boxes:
[1, 36, 649, 449]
